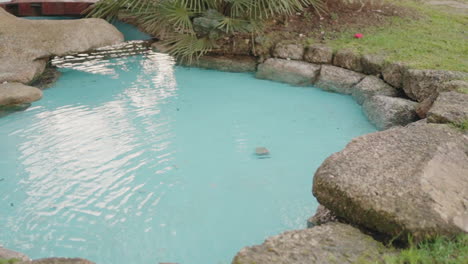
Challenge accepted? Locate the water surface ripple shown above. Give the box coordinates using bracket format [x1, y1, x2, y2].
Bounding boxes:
[0, 51, 376, 264]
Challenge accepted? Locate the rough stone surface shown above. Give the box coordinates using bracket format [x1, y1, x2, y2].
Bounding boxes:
[361, 54, 386, 75]
[307, 205, 338, 227]
[313, 123, 468, 242]
[333, 49, 363, 72]
[382, 62, 407, 89]
[352, 75, 399, 105]
[272, 43, 304, 60]
[256, 58, 321, 86]
[189, 55, 257, 72]
[438, 80, 468, 93]
[19, 258, 95, 264]
[415, 93, 439, 119]
[0, 82, 43, 106]
[232, 223, 394, 264]
[403, 69, 467, 102]
[315, 65, 365, 94]
[0, 247, 29, 261]
[427, 91, 468, 124]
[304, 44, 333, 64]
[0, 8, 124, 84]
[363, 95, 418, 130]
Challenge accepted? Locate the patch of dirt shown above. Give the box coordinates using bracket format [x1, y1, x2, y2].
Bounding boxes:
[212, 0, 412, 57]
[424, 0, 468, 14]
[265, 0, 411, 41]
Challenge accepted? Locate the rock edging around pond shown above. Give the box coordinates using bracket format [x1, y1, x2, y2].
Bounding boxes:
[183, 43, 466, 131]
[0, 8, 124, 109]
[227, 44, 467, 263]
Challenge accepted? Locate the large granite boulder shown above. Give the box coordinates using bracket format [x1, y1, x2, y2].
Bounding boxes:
[0, 82, 43, 106]
[403, 69, 467, 102]
[427, 91, 468, 124]
[188, 55, 257, 72]
[363, 95, 418, 130]
[313, 123, 468, 242]
[232, 223, 394, 264]
[315, 65, 365, 94]
[0, 247, 29, 261]
[0, 8, 124, 84]
[273, 43, 304, 60]
[256, 59, 321, 86]
[352, 76, 399, 105]
[304, 44, 333, 64]
[333, 49, 363, 73]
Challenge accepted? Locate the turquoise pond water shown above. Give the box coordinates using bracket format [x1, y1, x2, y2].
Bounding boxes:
[0, 19, 376, 264]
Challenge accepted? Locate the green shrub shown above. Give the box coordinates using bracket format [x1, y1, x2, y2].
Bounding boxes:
[88, 0, 323, 61]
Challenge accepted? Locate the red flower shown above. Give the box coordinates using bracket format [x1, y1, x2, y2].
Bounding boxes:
[354, 33, 364, 39]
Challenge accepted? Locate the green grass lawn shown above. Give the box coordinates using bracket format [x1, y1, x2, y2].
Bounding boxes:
[382, 234, 468, 264]
[326, 0, 467, 72]
[0, 259, 19, 264]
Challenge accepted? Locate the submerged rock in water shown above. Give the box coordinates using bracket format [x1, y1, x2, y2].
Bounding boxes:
[255, 147, 270, 156]
[232, 223, 395, 264]
[313, 123, 468, 242]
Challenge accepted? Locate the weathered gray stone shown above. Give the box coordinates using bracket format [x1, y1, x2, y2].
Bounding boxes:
[352, 76, 399, 105]
[438, 80, 468, 94]
[273, 43, 304, 60]
[415, 93, 439, 119]
[0, 82, 43, 106]
[304, 44, 333, 64]
[232, 223, 394, 264]
[361, 54, 386, 75]
[315, 65, 365, 94]
[403, 69, 467, 102]
[382, 62, 407, 89]
[188, 55, 257, 72]
[256, 58, 321, 86]
[363, 95, 418, 130]
[313, 123, 468, 242]
[427, 91, 468, 124]
[0, 247, 29, 261]
[19, 258, 95, 264]
[333, 49, 363, 72]
[307, 205, 338, 227]
[0, 8, 124, 84]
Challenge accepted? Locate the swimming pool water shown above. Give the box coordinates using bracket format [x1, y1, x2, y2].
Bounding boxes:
[0, 51, 376, 263]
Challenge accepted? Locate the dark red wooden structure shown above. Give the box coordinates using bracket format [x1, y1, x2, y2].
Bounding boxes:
[0, 0, 97, 16]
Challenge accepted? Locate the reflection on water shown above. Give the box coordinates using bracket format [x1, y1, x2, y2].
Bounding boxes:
[0, 49, 376, 264]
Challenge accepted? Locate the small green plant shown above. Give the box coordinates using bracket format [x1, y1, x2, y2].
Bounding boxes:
[0, 258, 20, 264]
[383, 234, 468, 264]
[450, 120, 468, 132]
